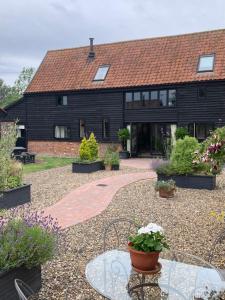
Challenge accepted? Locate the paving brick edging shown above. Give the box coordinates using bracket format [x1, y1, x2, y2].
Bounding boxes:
[44, 171, 156, 229]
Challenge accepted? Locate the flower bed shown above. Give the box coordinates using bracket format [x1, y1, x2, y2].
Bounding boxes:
[0, 123, 30, 208]
[157, 173, 216, 190]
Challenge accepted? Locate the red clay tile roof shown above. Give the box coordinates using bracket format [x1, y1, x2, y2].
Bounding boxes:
[25, 29, 225, 94]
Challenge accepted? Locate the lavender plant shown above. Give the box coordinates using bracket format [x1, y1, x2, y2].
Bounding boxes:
[0, 205, 61, 271]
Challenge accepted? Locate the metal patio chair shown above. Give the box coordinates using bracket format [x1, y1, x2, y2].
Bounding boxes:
[208, 227, 225, 279]
[103, 217, 141, 252]
[14, 279, 35, 300]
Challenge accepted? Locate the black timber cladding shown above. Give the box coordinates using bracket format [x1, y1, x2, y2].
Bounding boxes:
[0, 80, 225, 141]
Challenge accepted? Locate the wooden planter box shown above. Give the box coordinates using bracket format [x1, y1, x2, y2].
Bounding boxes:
[157, 173, 216, 190]
[119, 151, 130, 159]
[0, 266, 41, 300]
[0, 184, 31, 209]
[72, 161, 103, 173]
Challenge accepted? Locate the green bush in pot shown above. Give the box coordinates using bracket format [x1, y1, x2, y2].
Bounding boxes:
[0, 123, 23, 191]
[0, 206, 60, 271]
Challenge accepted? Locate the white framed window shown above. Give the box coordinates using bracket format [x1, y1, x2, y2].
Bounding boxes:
[79, 120, 86, 138]
[198, 54, 215, 72]
[94, 65, 110, 81]
[54, 126, 71, 139]
[57, 95, 68, 106]
[103, 119, 110, 139]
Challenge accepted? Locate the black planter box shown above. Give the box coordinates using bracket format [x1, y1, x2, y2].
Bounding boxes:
[0, 266, 41, 300]
[119, 151, 130, 159]
[111, 164, 120, 170]
[0, 184, 31, 209]
[157, 173, 216, 190]
[72, 161, 103, 173]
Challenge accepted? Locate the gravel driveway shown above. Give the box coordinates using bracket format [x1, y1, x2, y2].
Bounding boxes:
[24, 165, 147, 210]
[33, 170, 225, 300]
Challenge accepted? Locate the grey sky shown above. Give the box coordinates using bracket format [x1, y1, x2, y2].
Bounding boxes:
[1, 0, 225, 85]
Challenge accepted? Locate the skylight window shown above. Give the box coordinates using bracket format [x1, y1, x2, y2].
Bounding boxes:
[198, 54, 215, 72]
[94, 65, 110, 81]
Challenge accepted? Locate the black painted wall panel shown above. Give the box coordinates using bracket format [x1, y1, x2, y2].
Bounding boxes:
[1, 80, 225, 142]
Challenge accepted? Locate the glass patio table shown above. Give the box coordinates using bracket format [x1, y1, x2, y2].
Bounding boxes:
[85, 249, 225, 300]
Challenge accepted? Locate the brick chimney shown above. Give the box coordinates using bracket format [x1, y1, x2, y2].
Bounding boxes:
[88, 37, 95, 59]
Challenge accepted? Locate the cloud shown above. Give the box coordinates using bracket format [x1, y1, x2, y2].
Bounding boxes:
[1, 0, 225, 85]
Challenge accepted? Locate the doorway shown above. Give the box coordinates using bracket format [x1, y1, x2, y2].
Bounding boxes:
[131, 123, 174, 157]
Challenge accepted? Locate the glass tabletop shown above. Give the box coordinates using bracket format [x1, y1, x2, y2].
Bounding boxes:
[85, 250, 225, 300]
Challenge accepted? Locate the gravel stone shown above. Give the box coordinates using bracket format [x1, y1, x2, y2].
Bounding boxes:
[26, 167, 225, 299]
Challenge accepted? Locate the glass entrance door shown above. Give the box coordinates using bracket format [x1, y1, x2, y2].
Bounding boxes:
[130, 123, 175, 157]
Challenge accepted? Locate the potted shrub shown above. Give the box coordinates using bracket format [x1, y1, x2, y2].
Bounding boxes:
[128, 223, 169, 273]
[0, 123, 31, 209]
[104, 148, 120, 171]
[155, 179, 176, 198]
[156, 136, 216, 190]
[175, 127, 189, 140]
[111, 152, 120, 170]
[117, 128, 130, 159]
[72, 133, 103, 173]
[0, 207, 60, 300]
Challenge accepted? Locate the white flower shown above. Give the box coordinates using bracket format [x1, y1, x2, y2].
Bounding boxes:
[146, 223, 164, 233]
[138, 226, 151, 234]
[137, 223, 164, 235]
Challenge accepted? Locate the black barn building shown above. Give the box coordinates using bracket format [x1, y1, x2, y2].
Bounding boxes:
[1, 29, 225, 156]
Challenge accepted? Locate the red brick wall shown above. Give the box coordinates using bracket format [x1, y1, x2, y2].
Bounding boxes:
[28, 141, 120, 157]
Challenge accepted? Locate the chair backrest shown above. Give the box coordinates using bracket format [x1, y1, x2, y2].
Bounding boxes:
[103, 218, 140, 252]
[208, 227, 225, 266]
[14, 279, 34, 300]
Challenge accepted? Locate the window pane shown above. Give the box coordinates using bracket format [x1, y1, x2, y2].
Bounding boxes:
[80, 120, 85, 138]
[159, 90, 167, 106]
[198, 87, 207, 98]
[151, 91, 158, 100]
[63, 96, 68, 105]
[103, 119, 110, 139]
[168, 90, 176, 106]
[55, 126, 60, 138]
[133, 92, 141, 101]
[188, 124, 194, 136]
[198, 55, 214, 72]
[55, 126, 70, 139]
[94, 65, 110, 80]
[196, 124, 206, 140]
[125, 92, 132, 102]
[58, 96, 67, 106]
[142, 92, 149, 101]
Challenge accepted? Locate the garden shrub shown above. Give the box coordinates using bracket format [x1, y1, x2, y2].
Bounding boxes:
[87, 132, 99, 161]
[104, 147, 120, 166]
[171, 136, 199, 175]
[194, 126, 225, 174]
[175, 127, 189, 140]
[0, 208, 60, 271]
[155, 162, 175, 176]
[79, 137, 91, 161]
[0, 123, 23, 191]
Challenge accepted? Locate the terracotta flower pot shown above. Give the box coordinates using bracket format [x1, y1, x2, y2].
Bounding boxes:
[159, 188, 175, 198]
[128, 242, 160, 271]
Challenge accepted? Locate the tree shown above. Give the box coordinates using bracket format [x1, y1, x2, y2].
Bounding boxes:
[14, 67, 35, 95]
[0, 79, 11, 101]
[0, 67, 35, 108]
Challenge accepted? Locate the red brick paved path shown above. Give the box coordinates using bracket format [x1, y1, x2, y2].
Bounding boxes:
[44, 171, 156, 229]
